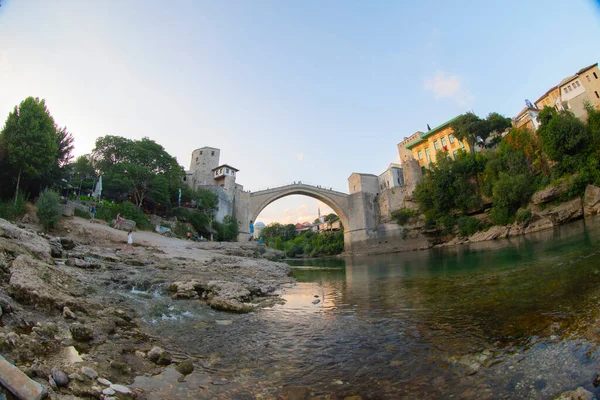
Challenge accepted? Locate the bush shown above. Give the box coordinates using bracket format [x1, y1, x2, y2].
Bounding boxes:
[212, 216, 239, 242]
[37, 189, 61, 231]
[516, 209, 532, 223]
[391, 208, 416, 225]
[457, 216, 481, 237]
[0, 192, 27, 221]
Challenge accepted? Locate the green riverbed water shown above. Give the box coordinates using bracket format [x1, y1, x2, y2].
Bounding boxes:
[132, 217, 600, 399]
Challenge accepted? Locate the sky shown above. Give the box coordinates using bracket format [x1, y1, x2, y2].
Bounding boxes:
[1, 0, 600, 225]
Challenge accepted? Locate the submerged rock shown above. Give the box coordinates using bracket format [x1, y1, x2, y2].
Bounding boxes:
[554, 386, 593, 400]
[176, 360, 195, 375]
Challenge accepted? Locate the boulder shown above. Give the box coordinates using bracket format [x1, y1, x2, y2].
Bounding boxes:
[523, 215, 554, 235]
[48, 237, 63, 258]
[583, 184, 600, 216]
[9, 255, 86, 311]
[81, 366, 98, 379]
[0, 354, 48, 400]
[468, 226, 509, 243]
[60, 237, 76, 250]
[65, 257, 101, 269]
[531, 181, 569, 205]
[147, 346, 172, 365]
[539, 198, 583, 225]
[70, 323, 94, 342]
[61, 204, 74, 217]
[0, 218, 52, 261]
[113, 219, 136, 231]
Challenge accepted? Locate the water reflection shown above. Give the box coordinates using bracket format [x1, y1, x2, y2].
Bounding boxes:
[134, 217, 600, 398]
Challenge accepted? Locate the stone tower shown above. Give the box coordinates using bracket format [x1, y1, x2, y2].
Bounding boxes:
[189, 147, 220, 188]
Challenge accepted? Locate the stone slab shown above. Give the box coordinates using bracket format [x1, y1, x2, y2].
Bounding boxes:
[0, 354, 47, 400]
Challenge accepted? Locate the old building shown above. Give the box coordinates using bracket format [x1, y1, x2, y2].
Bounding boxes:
[404, 116, 471, 170]
[512, 104, 541, 132]
[378, 163, 404, 191]
[185, 146, 243, 223]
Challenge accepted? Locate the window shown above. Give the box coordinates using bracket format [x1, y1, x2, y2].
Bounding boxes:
[587, 75, 591, 82]
[441, 137, 447, 147]
[211, 151, 215, 156]
[595, 91, 599, 99]
[594, 72, 598, 79]
[433, 141, 440, 150]
[449, 134, 455, 143]
[226, 168, 230, 174]
[564, 88, 568, 94]
[459, 140, 465, 149]
[425, 148, 431, 163]
[195, 157, 198, 162]
[418, 151, 423, 160]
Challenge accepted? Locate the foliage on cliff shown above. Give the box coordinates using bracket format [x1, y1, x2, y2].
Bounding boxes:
[414, 107, 600, 231]
[261, 223, 344, 257]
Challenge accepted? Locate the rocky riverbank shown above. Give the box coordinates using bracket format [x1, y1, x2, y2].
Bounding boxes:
[0, 216, 292, 399]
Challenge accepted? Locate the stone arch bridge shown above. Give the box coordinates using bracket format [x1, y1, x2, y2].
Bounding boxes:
[235, 183, 378, 252]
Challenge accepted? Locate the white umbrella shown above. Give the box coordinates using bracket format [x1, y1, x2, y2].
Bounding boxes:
[93, 175, 102, 199]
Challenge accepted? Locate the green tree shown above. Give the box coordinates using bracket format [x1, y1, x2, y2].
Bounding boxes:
[451, 112, 511, 150]
[0, 97, 59, 201]
[324, 213, 339, 223]
[537, 107, 589, 175]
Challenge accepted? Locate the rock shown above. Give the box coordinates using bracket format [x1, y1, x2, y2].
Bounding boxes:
[135, 350, 146, 358]
[203, 280, 255, 313]
[52, 368, 70, 387]
[215, 320, 232, 325]
[60, 237, 76, 250]
[0, 354, 48, 400]
[69, 373, 84, 382]
[312, 299, 320, 304]
[9, 254, 86, 311]
[554, 386, 594, 400]
[102, 387, 116, 396]
[523, 214, 554, 234]
[48, 237, 63, 258]
[208, 296, 255, 313]
[63, 306, 77, 320]
[81, 366, 98, 379]
[65, 257, 101, 269]
[70, 323, 94, 342]
[168, 280, 202, 299]
[584, 185, 600, 216]
[539, 198, 583, 225]
[110, 384, 133, 395]
[532, 181, 569, 205]
[48, 375, 57, 390]
[468, 226, 509, 243]
[176, 361, 195, 375]
[98, 377, 112, 386]
[61, 205, 74, 217]
[0, 218, 52, 261]
[147, 346, 172, 365]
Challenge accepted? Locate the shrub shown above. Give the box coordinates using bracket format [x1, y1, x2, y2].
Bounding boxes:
[37, 189, 61, 231]
[0, 192, 27, 221]
[516, 209, 532, 224]
[212, 216, 239, 242]
[391, 208, 416, 225]
[457, 216, 481, 237]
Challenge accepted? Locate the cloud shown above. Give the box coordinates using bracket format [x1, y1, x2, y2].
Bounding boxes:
[423, 71, 474, 106]
[295, 152, 304, 161]
[257, 200, 335, 225]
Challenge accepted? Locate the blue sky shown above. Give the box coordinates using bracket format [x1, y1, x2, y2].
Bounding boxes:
[1, 0, 599, 224]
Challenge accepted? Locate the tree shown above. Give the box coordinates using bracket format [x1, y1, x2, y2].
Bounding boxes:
[451, 112, 511, 150]
[92, 135, 185, 206]
[324, 213, 339, 223]
[0, 97, 58, 202]
[536, 107, 589, 174]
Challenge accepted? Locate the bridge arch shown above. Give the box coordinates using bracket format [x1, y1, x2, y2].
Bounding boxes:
[248, 184, 350, 233]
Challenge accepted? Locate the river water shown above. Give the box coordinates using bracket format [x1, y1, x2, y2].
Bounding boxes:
[132, 217, 600, 399]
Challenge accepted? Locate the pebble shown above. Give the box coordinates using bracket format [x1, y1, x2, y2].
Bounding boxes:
[312, 299, 320, 304]
[81, 366, 98, 379]
[62, 306, 77, 320]
[110, 384, 133, 395]
[102, 387, 116, 395]
[333, 380, 344, 385]
[48, 376, 57, 390]
[215, 320, 232, 325]
[135, 350, 146, 358]
[98, 377, 112, 386]
[51, 368, 70, 387]
[314, 295, 319, 298]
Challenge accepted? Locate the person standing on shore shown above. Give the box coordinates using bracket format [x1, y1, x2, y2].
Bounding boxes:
[89, 202, 96, 223]
[249, 220, 254, 241]
[123, 230, 135, 252]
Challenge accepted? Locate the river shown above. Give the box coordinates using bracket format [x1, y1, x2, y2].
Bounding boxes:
[132, 217, 600, 399]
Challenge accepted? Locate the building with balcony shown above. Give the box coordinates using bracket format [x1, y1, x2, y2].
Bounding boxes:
[404, 116, 471, 170]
